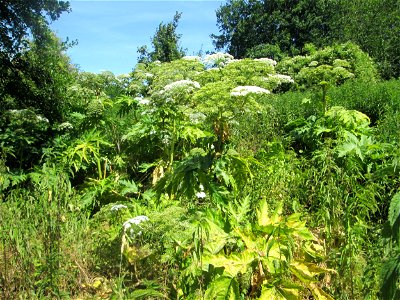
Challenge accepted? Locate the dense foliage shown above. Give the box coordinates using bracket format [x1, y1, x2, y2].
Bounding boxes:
[138, 12, 185, 63]
[213, 0, 400, 79]
[1, 2, 400, 299]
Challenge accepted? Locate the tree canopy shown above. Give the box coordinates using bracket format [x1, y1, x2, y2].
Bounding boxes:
[211, 0, 333, 58]
[137, 11, 185, 63]
[212, 0, 400, 78]
[0, 0, 70, 56]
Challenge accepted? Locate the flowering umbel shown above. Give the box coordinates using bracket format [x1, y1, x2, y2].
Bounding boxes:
[230, 86, 271, 97]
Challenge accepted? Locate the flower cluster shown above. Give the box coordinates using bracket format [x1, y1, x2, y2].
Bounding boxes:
[196, 184, 206, 199]
[230, 86, 271, 97]
[162, 80, 201, 94]
[265, 74, 294, 84]
[182, 55, 201, 61]
[255, 57, 278, 67]
[110, 204, 128, 211]
[58, 122, 73, 130]
[123, 215, 149, 236]
[203, 52, 234, 68]
[135, 97, 150, 105]
[189, 112, 206, 124]
[36, 115, 49, 123]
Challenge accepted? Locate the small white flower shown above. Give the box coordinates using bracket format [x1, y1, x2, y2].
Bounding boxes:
[231, 86, 271, 97]
[196, 191, 206, 199]
[110, 204, 128, 211]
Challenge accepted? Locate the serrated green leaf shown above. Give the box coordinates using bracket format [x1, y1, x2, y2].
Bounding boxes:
[120, 179, 138, 195]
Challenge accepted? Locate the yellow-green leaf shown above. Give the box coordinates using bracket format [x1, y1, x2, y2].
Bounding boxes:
[202, 251, 256, 277]
[204, 276, 240, 300]
[309, 283, 334, 300]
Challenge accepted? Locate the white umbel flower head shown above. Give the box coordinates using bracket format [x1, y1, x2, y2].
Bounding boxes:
[36, 115, 49, 123]
[196, 191, 206, 199]
[182, 55, 201, 61]
[123, 215, 149, 229]
[162, 80, 201, 93]
[134, 97, 150, 105]
[231, 86, 271, 97]
[265, 74, 294, 84]
[123, 215, 149, 237]
[110, 204, 128, 211]
[254, 58, 278, 67]
[203, 52, 234, 68]
[58, 122, 73, 130]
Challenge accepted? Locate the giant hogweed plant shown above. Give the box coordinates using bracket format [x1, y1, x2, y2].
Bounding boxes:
[130, 54, 294, 152]
[187, 200, 334, 299]
[286, 87, 397, 297]
[153, 147, 253, 210]
[276, 42, 379, 90]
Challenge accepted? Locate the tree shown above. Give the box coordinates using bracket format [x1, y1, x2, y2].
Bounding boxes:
[0, 0, 70, 56]
[137, 12, 185, 63]
[211, 0, 334, 58]
[331, 0, 400, 79]
[0, 33, 76, 169]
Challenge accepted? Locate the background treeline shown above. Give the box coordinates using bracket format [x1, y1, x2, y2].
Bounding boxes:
[212, 0, 400, 79]
[1, 0, 400, 299]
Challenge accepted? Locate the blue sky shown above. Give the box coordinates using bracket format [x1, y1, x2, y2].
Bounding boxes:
[50, 0, 226, 74]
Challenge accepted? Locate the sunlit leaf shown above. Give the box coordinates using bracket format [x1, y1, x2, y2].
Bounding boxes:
[204, 276, 240, 300]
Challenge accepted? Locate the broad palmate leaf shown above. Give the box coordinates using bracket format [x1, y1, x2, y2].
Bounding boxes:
[204, 276, 240, 300]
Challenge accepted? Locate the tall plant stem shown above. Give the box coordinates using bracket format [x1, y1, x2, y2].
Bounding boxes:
[169, 118, 176, 170]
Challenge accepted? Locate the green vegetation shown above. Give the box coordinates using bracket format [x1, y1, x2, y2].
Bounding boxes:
[1, 1, 400, 299]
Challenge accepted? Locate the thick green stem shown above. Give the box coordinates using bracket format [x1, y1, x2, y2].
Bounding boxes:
[169, 118, 176, 170]
[320, 81, 329, 114]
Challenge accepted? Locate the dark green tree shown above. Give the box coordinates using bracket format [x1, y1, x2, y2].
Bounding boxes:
[331, 0, 400, 79]
[138, 12, 185, 63]
[0, 33, 76, 169]
[0, 0, 72, 120]
[211, 0, 334, 58]
[0, 0, 70, 56]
